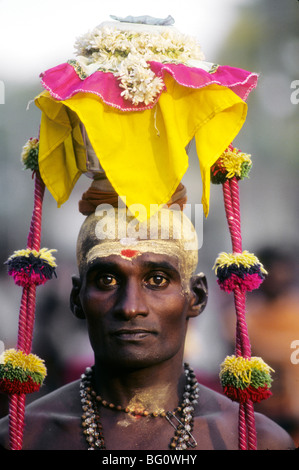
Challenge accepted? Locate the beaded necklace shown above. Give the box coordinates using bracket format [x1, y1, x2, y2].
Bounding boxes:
[80, 363, 199, 450]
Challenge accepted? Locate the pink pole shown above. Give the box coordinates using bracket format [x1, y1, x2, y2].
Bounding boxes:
[8, 173, 45, 450]
[222, 177, 257, 450]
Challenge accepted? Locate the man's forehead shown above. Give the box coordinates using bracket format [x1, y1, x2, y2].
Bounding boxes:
[86, 250, 181, 273]
[85, 238, 183, 268]
[77, 209, 199, 285]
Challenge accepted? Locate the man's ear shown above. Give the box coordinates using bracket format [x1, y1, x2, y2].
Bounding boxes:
[70, 275, 85, 319]
[187, 272, 208, 318]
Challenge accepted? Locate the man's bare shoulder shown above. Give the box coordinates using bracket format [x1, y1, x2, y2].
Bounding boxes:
[0, 380, 84, 450]
[195, 384, 295, 450]
[255, 412, 295, 450]
[3, 379, 82, 429]
[25, 379, 81, 415]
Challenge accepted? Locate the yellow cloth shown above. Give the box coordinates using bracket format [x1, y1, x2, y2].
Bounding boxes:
[35, 74, 247, 219]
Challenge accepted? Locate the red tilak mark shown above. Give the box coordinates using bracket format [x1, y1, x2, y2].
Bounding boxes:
[121, 249, 139, 258]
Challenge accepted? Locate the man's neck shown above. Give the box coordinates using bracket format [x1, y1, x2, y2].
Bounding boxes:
[93, 358, 186, 414]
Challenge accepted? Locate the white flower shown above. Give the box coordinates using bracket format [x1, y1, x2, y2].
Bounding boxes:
[72, 26, 204, 105]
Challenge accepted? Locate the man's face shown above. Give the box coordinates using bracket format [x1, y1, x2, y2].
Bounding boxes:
[76, 251, 198, 370]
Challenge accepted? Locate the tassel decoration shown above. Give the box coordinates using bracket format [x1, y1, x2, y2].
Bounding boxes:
[220, 355, 273, 404]
[211, 145, 271, 450]
[0, 349, 47, 395]
[213, 251, 267, 293]
[211, 145, 252, 185]
[5, 248, 57, 287]
[21, 138, 39, 172]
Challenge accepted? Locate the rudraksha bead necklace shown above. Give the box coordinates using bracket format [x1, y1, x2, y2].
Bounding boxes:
[80, 363, 199, 450]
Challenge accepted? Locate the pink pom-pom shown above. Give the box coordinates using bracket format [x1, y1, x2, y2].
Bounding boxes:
[10, 269, 48, 287]
[218, 273, 264, 293]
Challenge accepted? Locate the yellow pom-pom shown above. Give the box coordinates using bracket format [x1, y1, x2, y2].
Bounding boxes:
[220, 355, 274, 384]
[8, 248, 57, 268]
[213, 251, 267, 274]
[211, 146, 252, 184]
[1, 349, 47, 377]
[220, 355, 252, 384]
[220, 147, 252, 179]
[38, 248, 57, 268]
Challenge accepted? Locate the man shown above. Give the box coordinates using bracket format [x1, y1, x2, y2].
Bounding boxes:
[0, 208, 295, 450]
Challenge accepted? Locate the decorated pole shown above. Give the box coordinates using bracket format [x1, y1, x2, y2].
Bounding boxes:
[211, 146, 273, 450]
[0, 139, 57, 450]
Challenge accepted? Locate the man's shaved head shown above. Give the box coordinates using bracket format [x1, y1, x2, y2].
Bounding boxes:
[76, 207, 199, 289]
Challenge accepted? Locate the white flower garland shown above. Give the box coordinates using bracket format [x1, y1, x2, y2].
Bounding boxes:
[72, 26, 205, 105]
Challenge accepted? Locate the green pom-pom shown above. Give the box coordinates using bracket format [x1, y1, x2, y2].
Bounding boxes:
[219, 355, 274, 390]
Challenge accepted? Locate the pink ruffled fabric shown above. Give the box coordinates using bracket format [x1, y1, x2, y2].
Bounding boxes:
[150, 61, 258, 101]
[40, 61, 258, 111]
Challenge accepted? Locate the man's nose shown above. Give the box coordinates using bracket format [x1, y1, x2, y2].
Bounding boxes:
[114, 279, 149, 320]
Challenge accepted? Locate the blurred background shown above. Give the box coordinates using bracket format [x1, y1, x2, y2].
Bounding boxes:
[0, 0, 299, 446]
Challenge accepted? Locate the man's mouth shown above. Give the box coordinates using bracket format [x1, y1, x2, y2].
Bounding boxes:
[111, 328, 156, 341]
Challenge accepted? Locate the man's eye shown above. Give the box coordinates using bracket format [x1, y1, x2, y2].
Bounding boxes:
[96, 275, 118, 288]
[147, 275, 169, 287]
